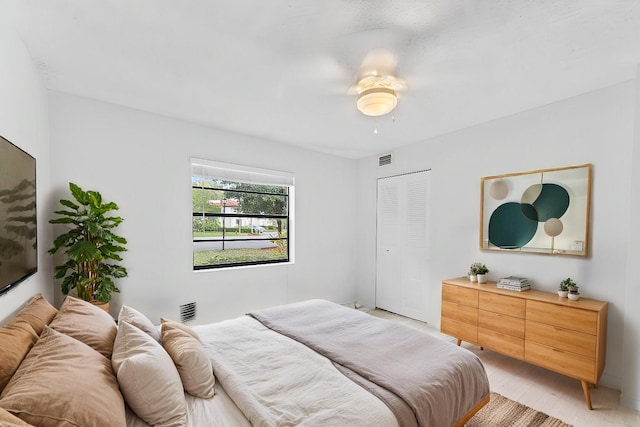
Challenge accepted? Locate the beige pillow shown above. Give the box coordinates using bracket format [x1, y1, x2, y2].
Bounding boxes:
[0, 294, 57, 392]
[0, 327, 125, 427]
[7, 294, 58, 336]
[161, 319, 215, 398]
[0, 326, 37, 393]
[118, 305, 160, 342]
[112, 321, 187, 427]
[49, 296, 117, 359]
[0, 407, 33, 426]
[160, 317, 200, 340]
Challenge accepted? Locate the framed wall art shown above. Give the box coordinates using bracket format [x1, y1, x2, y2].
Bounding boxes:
[480, 164, 591, 256]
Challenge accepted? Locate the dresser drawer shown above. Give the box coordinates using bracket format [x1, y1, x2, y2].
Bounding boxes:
[442, 300, 478, 325]
[526, 300, 597, 335]
[478, 310, 525, 338]
[441, 317, 477, 344]
[442, 284, 478, 307]
[479, 292, 525, 318]
[525, 341, 596, 382]
[526, 320, 596, 358]
[478, 328, 524, 359]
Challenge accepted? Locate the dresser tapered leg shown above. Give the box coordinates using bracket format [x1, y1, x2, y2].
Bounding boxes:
[456, 338, 461, 346]
[581, 380, 593, 410]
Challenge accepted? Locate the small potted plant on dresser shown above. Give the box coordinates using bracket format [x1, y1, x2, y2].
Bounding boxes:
[568, 282, 580, 300]
[558, 278, 570, 297]
[558, 277, 580, 301]
[468, 263, 480, 282]
[475, 264, 489, 283]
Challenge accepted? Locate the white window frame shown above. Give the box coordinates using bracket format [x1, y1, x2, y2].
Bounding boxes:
[191, 158, 294, 270]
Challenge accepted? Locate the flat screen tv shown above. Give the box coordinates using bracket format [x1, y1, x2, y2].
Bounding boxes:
[0, 135, 37, 296]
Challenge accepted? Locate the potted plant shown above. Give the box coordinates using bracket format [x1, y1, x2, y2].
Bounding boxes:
[476, 264, 489, 283]
[558, 278, 570, 297]
[568, 283, 580, 301]
[468, 262, 481, 282]
[49, 183, 128, 310]
[559, 277, 580, 300]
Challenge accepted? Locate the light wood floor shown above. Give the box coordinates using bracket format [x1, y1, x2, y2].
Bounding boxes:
[369, 308, 640, 427]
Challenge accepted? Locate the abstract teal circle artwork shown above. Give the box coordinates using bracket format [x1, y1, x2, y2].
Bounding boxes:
[531, 183, 569, 221]
[482, 164, 591, 256]
[489, 183, 570, 249]
[488, 202, 538, 249]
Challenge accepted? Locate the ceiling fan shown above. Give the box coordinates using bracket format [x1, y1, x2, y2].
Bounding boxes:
[347, 49, 407, 117]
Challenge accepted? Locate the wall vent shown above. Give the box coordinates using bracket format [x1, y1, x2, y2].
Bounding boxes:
[179, 302, 196, 323]
[379, 154, 392, 166]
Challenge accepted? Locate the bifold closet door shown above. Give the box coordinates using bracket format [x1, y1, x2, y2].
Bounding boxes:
[375, 170, 430, 322]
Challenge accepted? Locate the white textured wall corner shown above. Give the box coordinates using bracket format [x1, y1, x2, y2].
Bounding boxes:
[0, 17, 52, 321]
[621, 66, 640, 411]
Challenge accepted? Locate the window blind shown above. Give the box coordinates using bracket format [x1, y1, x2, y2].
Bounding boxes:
[191, 158, 294, 187]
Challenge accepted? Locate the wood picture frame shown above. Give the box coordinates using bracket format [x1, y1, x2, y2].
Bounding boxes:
[480, 164, 591, 256]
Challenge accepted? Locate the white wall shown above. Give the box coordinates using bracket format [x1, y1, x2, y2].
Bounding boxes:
[0, 20, 52, 321]
[356, 81, 636, 395]
[621, 67, 640, 410]
[48, 92, 357, 324]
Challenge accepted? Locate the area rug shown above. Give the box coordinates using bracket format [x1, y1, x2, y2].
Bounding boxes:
[466, 392, 572, 427]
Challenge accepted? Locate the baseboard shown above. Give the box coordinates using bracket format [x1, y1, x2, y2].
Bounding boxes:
[599, 372, 622, 391]
[341, 302, 372, 313]
[620, 393, 640, 412]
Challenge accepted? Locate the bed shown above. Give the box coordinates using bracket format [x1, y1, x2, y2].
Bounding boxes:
[0, 295, 489, 427]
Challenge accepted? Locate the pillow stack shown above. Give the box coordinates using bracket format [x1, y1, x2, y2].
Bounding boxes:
[112, 321, 187, 426]
[0, 295, 125, 427]
[0, 327, 125, 427]
[0, 296, 217, 427]
[113, 306, 216, 426]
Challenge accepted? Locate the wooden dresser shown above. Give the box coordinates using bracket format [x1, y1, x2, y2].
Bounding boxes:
[441, 277, 608, 409]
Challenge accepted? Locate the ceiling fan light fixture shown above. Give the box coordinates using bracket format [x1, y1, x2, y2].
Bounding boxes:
[357, 87, 397, 116]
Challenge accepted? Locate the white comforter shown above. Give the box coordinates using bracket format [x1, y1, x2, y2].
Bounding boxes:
[196, 316, 399, 427]
[126, 316, 397, 427]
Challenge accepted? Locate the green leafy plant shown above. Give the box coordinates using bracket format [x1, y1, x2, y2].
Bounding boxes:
[476, 264, 489, 274]
[469, 262, 481, 275]
[559, 277, 577, 292]
[470, 262, 489, 275]
[49, 183, 127, 303]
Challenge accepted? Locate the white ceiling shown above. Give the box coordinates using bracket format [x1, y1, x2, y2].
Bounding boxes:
[7, 1, 640, 159]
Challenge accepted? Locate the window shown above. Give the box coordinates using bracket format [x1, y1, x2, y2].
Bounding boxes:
[191, 159, 293, 270]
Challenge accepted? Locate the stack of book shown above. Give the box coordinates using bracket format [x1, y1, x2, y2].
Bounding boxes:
[497, 276, 530, 292]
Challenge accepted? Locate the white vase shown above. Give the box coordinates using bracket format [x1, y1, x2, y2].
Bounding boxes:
[477, 273, 487, 283]
[469, 274, 477, 282]
[568, 292, 581, 301]
[557, 290, 568, 298]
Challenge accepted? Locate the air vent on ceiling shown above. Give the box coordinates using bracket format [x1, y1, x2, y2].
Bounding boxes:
[379, 154, 392, 166]
[179, 302, 196, 323]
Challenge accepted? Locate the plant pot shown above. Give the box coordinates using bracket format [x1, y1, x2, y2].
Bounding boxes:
[477, 273, 488, 283]
[568, 292, 581, 301]
[469, 274, 477, 282]
[557, 290, 569, 298]
[91, 301, 110, 313]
